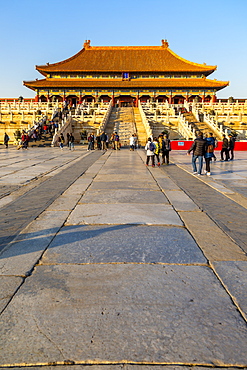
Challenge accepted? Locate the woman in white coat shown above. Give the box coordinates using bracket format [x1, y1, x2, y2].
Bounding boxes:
[145, 138, 155, 167]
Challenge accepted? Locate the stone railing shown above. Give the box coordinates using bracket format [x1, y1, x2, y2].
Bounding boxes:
[191, 105, 226, 139]
[203, 113, 228, 139]
[0, 101, 59, 114]
[97, 100, 113, 134]
[138, 101, 152, 138]
[178, 114, 196, 140]
[51, 116, 72, 147]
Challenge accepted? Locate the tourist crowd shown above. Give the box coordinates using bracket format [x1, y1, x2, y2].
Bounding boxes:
[2, 125, 236, 179]
[186, 131, 235, 176]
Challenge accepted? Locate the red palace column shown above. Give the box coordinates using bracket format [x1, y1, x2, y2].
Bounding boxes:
[112, 95, 115, 106]
[211, 94, 217, 103]
[135, 96, 139, 107]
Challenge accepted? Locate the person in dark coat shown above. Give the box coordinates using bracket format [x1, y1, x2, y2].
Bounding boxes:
[4, 133, 9, 148]
[228, 134, 236, 160]
[187, 132, 207, 175]
[100, 131, 107, 150]
[162, 134, 171, 165]
[221, 134, 229, 161]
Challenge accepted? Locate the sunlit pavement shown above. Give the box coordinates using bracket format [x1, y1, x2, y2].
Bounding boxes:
[0, 146, 247, 368]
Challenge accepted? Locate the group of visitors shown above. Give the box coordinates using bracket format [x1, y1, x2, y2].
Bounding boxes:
[87, 131, 120, 151]
[187, 131, 235, 176]
[17, 130, 30, 150]
[145, 134, 171, 167]
[58, 133, 74, 150]
[221, 134, 236, 161]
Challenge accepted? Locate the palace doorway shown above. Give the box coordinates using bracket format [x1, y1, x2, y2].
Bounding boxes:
[67, 95, 79, 106]
[173, 95, 185, 104]
[116, 95, 135, 107]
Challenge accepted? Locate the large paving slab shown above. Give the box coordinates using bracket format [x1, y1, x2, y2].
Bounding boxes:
[0, 210, 70, 276]
[89, 180, 160, 191]
[79, 189, 169, 204]
[93, 173, 154, 182]
[164, 190, 200, 211]
[66, 204, 183, 226]
[179, 211, 247, 262]
[0, 276, 23, 312]
[42, 225, 206, 265]
[155, 177, 181, 191]
[213, 261, 247, 320]
[1, 264, 247, 366]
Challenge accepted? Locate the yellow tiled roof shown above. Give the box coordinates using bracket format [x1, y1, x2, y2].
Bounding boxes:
[24, 78, 229, 91]
[36, 42, 216, 75]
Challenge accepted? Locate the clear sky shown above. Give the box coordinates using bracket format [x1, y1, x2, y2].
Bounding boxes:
[0, 0, 246, 99]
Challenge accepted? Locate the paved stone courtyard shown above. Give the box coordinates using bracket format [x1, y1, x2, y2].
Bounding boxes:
[0, 145, 247, 369]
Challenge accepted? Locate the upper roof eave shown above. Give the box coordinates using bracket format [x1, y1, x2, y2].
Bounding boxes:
[35, 42, 217, 74]
[23, 78, 229, 91]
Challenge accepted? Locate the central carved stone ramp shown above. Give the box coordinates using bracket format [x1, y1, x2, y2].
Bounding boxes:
[105, 107, 138, 146]
[183, 111, 211, 136]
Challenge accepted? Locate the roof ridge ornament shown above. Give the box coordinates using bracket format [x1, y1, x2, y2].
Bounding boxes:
[161, 39, 169, 48]
[84, 40, 91, 49]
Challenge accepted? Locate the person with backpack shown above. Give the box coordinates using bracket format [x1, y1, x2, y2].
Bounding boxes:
[204, 132, 215, 176]
[145, 137, 155, 167]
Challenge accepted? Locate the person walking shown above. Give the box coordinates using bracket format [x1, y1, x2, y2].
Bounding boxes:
[4, 132, 10, 148]
[114, 132, 120, 150]
[133, 133, 138, 149]
[221, 134, 229, 161]
[204, 133, 215, 176]
[68, 133, 75, 150]
[87, 133, 94, 150]
[58, 133, 65, 150]
[162, 134, 171, 165]
[153, 137, 160, 166]
[96, 134, 101, 150]
[129, 134, 135, 151]
[228, 133, 236, 160]
[67, 132, 70, 147]
[100, 131, 107, 150]
[187, 132, 207, 175]
[145, 137, 155, 167]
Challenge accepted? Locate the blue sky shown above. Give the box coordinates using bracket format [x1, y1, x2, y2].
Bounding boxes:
[0, 0, 246, 98]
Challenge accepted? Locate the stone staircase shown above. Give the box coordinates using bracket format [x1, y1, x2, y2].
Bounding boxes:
[182, 112, 220, 138]
[29, 132, 54, 147]
[105, 107, 136, 147]
[133, 107, 148, 146]
[71, 118, 100, 143]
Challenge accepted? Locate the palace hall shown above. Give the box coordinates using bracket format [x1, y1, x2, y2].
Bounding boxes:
[24, 40, 228, 106]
